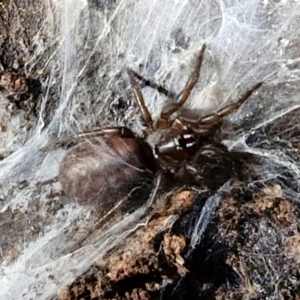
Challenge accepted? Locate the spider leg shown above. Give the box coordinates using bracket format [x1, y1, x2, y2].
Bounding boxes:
[199, 81, 263, 125]
[36, 176, 59, 192]
[129, 69, 176, 99]
[160, 44, 206, 120]
[41, 127, 135, 151]
[36, 176, 65, 200]
[181, 81, 263, 126]
[47, 190, 65, 199]
[126, 68, 153, 130]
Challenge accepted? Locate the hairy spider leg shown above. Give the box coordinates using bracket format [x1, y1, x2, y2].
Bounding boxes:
[42, 127, 135, 151]
[160, 43, 206, 120]
[180, 81, 263, 126]
[126, 68, 153, 130]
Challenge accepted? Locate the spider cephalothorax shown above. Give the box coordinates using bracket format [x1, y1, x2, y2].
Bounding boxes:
[46, 44, 262, 207]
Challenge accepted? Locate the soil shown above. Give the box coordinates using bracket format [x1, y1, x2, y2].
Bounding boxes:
[58, 183, 300, 300]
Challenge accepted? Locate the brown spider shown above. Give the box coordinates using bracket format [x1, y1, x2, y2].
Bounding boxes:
[43, 44, 262, 209]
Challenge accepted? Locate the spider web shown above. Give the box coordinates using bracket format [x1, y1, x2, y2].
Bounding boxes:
[0, 0, 300, 298]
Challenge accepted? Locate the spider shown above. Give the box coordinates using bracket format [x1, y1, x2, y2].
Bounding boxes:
[42, 44, 262, 210]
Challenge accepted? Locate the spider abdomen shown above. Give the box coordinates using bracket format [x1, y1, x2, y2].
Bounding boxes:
[59, 136, 151, 209]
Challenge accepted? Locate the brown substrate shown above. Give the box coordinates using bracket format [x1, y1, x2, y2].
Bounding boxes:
[59, 183, 300, 300]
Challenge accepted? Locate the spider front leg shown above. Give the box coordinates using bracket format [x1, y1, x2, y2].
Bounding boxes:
[160, 44, 206, 121]
[180, 81, 263, 127]
[126, 68, 154, 131]
[41, 127, 135, 151]
[199, 82, 263, 125]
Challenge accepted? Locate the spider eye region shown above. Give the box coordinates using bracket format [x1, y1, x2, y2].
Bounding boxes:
[152, 132, 198, 158]
[178, 133, 198, 151]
